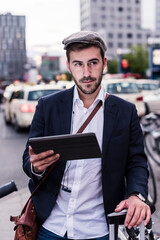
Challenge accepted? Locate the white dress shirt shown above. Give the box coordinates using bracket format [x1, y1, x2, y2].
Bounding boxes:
[43, 86, 109, 239]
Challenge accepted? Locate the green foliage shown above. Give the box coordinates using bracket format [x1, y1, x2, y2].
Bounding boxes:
[123, 45, 148, 78]
[64, 71, 72, 81]
[107, 59, 118, 74]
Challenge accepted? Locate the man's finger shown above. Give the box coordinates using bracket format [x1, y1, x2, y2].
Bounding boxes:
[144, 205, 151, 226]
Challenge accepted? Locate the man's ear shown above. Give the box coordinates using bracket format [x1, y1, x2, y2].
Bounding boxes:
[103, 57, 107, 69]
[66, 61, 71, 72]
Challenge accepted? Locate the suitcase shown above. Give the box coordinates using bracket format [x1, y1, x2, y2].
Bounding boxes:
[107, 209, 145, 240]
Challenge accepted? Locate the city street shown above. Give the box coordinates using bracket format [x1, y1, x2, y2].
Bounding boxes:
[0, 107, 159, 238]
[0, 108, 29, 190]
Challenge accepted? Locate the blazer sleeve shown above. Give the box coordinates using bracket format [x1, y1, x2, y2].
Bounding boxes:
[126, 104, 149, 199]
[23, 97, 45, 180]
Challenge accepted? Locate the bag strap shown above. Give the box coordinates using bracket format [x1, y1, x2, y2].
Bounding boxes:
[29, 92, 109, 199]
[77, 93, 109, 133]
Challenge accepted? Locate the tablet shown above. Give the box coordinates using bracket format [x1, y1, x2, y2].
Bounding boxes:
[29, 132, 102, 161]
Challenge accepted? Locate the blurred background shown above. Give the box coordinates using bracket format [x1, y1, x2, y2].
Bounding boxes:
[0, 0, 160, 239]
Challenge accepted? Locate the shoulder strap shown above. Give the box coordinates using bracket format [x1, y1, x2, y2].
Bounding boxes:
[77, 92, 109, 133]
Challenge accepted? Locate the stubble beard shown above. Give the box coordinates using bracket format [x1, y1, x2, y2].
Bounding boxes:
[72, 71, 103, 95]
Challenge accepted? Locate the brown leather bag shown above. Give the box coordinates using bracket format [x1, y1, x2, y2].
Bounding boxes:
[10, 96, 108, 240]
[10, 160, 57, 240]
[10, 198, 37, 240]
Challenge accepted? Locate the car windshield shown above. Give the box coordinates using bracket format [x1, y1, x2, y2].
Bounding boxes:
[107, 82, 139, 94]
[28, 89, 61, 101]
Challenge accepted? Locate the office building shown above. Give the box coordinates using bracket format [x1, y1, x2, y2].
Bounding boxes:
[80, 0, 152, 59]
[0, 13, 26, 81]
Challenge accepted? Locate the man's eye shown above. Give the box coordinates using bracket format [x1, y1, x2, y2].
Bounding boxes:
[74, 63, 82, 67]
[90, 61, 98, 65]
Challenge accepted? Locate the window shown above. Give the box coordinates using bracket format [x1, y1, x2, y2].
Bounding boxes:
[127, 16, 132, 20]
[101, 15, 106, 19]
[118, 42, 123, 48]
[118, 24, 123, 28]
[118, 33, 123, 38]
[127, 33, 133, 38]
[28, 90, 61, 101]
[11, 91, 24, 100]
[101, 23, 106, 27]
[137, 33, 141, 39]
[101, 6, 106, 10]
[118, 7, 123, 12]
[108, 33, 113, 38]
[107, 82, 139, 94]
[92, 23, 97, 28]
[108, 42, 114, 48]
[127, 24, 132, 28]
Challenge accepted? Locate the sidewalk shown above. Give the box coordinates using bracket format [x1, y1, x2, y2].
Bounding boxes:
[0, 187, 30, 240]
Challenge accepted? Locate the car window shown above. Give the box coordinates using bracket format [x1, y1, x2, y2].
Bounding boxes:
[28, 89, 61, 101]
[10, 90, 24, 100]
[107, 82, 139, 94]
[140, 83, 159, 91]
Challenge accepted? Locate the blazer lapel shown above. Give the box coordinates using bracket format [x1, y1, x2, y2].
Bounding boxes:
[58, 87, 74, 134]
[102, 95, 118, 157]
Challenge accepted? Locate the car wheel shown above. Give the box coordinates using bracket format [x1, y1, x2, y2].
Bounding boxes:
[144, 102, 150, 115]
[14, 115, 21, 132]
[4, 114, 11, 125]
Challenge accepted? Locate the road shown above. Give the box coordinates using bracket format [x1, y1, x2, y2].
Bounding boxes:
[0, 109, 29, 190]
[0, 107, 159, 234]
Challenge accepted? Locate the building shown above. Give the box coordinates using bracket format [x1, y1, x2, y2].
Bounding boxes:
[80, 0, 152, 59]
[0, 13, 26, 81]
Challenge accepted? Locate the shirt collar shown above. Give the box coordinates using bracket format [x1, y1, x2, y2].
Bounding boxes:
[73, 85, 106, 108]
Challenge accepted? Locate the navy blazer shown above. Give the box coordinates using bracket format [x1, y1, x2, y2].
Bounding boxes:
[23, 86, 148, 226]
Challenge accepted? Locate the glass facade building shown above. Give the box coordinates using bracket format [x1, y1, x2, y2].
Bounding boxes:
[0, 13, 26, 81]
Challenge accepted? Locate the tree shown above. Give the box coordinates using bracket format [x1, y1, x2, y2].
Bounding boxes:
[107, 59, 118, 74]
[123, 45, 148, 78]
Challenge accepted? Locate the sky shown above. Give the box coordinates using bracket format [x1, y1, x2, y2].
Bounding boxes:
[0, 0, 80, 50]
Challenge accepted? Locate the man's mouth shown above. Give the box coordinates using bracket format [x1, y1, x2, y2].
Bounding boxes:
[81, 77, 96, 84]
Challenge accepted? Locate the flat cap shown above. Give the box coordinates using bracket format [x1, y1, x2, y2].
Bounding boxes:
[62, 31, 107, 54]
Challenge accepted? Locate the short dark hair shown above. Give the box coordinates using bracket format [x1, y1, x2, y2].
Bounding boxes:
[66, 42, 105, 62]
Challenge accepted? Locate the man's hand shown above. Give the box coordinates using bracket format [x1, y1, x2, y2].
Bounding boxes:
[115, 196, 151, 229]
[29, 146, 60, 174]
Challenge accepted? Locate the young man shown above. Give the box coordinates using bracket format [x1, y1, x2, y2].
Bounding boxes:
[23, 31, 150, 240]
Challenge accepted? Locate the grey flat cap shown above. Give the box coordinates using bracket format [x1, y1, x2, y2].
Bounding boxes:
[62, 31, 107, 54]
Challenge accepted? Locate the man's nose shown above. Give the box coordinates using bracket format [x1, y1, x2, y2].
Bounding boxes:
[83, 65, 91, 77]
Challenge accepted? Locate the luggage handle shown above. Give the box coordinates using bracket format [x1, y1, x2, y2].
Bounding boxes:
[107, 209, 145, 240]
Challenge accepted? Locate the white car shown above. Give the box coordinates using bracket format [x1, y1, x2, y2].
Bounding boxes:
[144, 89, 160, 114]
[135, 79, 159, 96]
[4, 84, 63, 131]
[102, 78, 146, 117]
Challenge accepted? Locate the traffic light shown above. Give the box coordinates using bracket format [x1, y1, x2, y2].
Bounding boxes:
[121, 59, 129, 73]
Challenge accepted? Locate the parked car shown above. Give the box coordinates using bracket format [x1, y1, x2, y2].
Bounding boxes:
[102, 78, 146, 117]
[135, 79, 160, 96]
[144, 88, 160, 114]
[4, 84, 63, 131]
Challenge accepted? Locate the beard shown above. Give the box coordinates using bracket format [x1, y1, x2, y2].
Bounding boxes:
[72, 70, 103, 95]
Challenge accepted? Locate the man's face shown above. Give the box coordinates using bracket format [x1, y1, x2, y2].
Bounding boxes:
[67, 47, 107, 96]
